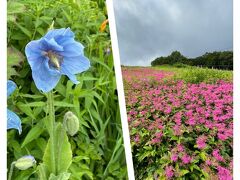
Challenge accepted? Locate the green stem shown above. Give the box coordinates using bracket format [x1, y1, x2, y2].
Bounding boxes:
[8, 162, 15, 180]
[47, 91, 56, 174]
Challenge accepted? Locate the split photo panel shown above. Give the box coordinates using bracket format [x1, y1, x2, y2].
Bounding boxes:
[6, 0, 234, 180]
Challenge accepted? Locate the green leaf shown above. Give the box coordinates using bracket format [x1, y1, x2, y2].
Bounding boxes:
[202, 170, 209, 178]
[19, 94, 44, 99]
[21, 122, 44, 147]
[17, 102, 36, 119]
[37, 163, 49, 180]
[180, 169, 189, 176]
[7, 1, 25, 15]
[54, 101, 76, 107]
[43, 123, 72, 176]
[49, 172, 71, 180]
[7, 15, 16, 23]
[21, 101, 46, 107]
[199, 152, 207, 161]
[15, 23, 32, 38]
[7, 46, 24, 79]
[70, 163, 93, 180]
[73, 156, 90, 164]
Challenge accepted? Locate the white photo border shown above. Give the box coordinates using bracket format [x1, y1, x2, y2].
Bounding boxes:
[106, 0, 135, 179]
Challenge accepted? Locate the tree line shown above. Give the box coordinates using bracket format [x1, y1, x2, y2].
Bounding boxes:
[151, 51, 233, 70]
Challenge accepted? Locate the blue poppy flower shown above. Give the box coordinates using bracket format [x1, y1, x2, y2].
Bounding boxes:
[25, 28, 90, 93]
[7, 80, 22, 134]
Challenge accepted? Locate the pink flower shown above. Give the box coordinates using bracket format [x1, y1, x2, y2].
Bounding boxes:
[206, 160, 212, 165]
[165, 166, 174, 178]
[196, 136, 207, 149]
[186, 117, 196, 126]
[218, 132, 228, 141]
[134, 134, 140, 143]
[212, 149, 224, 162]
[155, 132, 163, 138]
[217, 166, 232, 180]
[164, 107, 172, 114]
[173, 125, 182, 136]
[177, 144, 184, 152]
[181, 154, 192, 164]
[151, 138, 161, 144]
[171, 154, 178, 162]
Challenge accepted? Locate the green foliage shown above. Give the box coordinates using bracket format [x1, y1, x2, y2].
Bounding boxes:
[7, 47, 24, 79]
[151, 51, 233, 70]
[155, 65, 232, 83]
[7, 0, 127, 179]
[43, 123, 72, 176]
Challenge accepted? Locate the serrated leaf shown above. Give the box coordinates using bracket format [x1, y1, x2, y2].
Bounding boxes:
[43, 123, 72, 176]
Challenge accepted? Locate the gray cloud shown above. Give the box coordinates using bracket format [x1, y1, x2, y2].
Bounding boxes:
[113, 0, 233, 66]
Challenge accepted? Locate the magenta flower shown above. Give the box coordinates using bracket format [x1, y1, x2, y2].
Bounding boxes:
[196, 136, 207, 149]
[217, 166, 232, 180]
[181, 154, 192, 164]
[165, 166, 174, 178]
[177, 144, 184, 152]
[134, 134, 140, 143]
[123, 67, 233, 178]
[218, 132, 228, 141]
[212, 149, 224, 162]
[171, 154, 178, 162]
[206, 160, 212, 165]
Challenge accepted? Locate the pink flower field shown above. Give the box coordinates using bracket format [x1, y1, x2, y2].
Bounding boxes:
[122, 67, 233, 179]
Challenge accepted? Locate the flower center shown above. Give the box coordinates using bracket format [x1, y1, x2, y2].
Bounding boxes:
[44, 51, 63, 70]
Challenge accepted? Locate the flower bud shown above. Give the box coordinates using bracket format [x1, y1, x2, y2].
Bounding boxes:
[48, 20, 55, 31]
[15, 155, 36, 170]
[63, 111, 79, 136]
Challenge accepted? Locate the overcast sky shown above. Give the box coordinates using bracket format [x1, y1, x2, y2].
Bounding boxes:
[113, 0, 233, 66]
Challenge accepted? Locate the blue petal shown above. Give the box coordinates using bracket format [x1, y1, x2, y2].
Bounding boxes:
[44, 28, 74, 40]
[7, 109, 22, 134]
[61, 55, 90, 74]
[32, 59, 61, 92]
[25, 39, 47, 71]
[58, 39, 84, 57]
[41, 38, 64, 52]
[7, 80, 17, 97]
[61, 66, 79, 84]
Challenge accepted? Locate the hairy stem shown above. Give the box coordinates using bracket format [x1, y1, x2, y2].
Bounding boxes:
[47, 91, 56, 174]
[8, 162, 15, 180]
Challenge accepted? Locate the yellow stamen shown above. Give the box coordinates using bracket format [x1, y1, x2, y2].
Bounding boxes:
[46, 51, 61, 70]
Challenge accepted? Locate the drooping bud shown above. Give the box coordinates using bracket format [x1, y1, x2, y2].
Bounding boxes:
[63, 111, 79, 136]
[15, 155, 36, 170]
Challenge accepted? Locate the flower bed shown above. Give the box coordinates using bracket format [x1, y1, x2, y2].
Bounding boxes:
[123, 67, 233, 179]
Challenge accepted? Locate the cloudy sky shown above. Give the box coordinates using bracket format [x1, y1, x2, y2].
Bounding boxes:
[113, 0, 233, 66]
